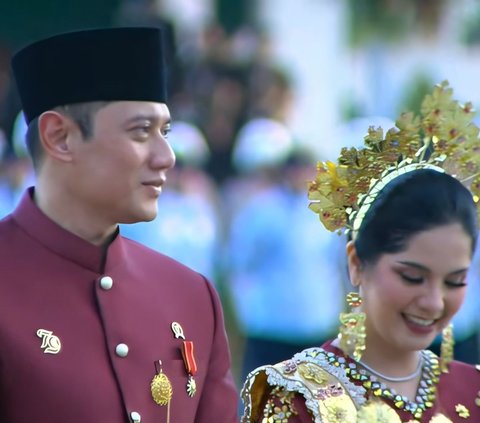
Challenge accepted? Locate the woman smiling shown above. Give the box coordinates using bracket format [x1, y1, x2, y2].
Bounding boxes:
[241, 82, 480, 423]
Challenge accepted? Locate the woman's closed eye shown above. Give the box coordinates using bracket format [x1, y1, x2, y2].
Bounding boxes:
[400, 272, 467, 288]
[400, 273, 424, 284]
[445, 275, 467, 288]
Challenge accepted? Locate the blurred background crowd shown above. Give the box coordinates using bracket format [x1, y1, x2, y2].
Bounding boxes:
[1, 0, 480, 389]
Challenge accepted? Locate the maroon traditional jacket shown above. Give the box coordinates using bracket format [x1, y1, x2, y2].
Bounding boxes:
[0, 188, 239, 422]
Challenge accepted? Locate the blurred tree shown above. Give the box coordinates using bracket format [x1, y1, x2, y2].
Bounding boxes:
[397, 71, 435, 116]
[346, 0, 447, 48]
[461, 6, 480, 46]
[0, 0, 120, 154]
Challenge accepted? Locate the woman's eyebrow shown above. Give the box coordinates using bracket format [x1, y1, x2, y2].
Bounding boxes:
[396, 260, 468, 275]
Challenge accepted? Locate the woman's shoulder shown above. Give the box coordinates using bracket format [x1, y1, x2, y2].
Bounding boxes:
[241, 347, 365, 423]
[440, 359, 480, 393]
[433, 359, 480, 421]
[447, 359, 480, 373]
[442, 359, 480, 387]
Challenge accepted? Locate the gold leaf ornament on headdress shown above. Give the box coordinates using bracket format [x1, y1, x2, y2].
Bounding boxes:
[308, 81, 480, 235]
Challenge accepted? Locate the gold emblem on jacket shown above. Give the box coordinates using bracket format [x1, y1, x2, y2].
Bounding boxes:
[36, 329, 62, 354]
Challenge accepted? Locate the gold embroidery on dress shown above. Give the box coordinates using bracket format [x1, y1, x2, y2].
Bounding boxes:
[475, 390, 480, 407]
[317, 391, 357, 423]
[357, 400, 401, 423]
[356, 401, 455, 423]
[297, 363, 329, 385]
[262, 387, 298, 422]
[455, 404, 470, 419]
[336, 349, 441, 420]
[429, 414, 454, 422]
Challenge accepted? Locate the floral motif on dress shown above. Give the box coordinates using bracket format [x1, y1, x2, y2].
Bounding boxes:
[262, 386, 298, 422]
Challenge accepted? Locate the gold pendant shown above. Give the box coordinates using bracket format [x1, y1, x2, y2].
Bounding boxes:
[186, 375, 196, 397]
[151, 365, 173, 406]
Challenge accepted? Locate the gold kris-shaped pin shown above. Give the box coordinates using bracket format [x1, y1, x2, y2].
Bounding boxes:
[37, 329, 62, 354]
[151, 360, 173, 406]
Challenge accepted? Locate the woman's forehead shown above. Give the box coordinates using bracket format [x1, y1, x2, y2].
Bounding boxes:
[379, 224, 472, 271]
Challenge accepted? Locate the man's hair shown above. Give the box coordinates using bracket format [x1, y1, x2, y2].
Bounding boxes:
[25, 101, 108, 169]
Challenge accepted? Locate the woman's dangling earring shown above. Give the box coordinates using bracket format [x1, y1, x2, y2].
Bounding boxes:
[338, 292, 366, 361]
[440, 323, 454, 373]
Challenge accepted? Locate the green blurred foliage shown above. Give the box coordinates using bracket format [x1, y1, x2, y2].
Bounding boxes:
[346, 0, 446, 48]
[215, 0, 253, 35]
[397, 72, 435, 116]
[346, 0, 415, 47]
[0, 0, 120, 50]
[461, 7, 480, 46]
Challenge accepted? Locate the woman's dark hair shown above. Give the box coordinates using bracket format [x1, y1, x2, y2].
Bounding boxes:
[354, 168, 478, 265]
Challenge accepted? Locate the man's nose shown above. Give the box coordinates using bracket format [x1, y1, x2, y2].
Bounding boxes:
[150, 136, 176, 170]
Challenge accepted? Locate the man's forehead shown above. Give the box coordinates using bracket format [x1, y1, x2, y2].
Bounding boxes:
[99, 101, 171, 121]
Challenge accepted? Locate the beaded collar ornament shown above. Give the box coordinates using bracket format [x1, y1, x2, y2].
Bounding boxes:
[307, 81, 480, 235]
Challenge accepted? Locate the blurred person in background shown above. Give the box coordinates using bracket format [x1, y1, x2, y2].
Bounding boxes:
[0, 41, 13, 126]
[0, 27, 238, 423]
[0, 110, 34, 218]
[113, 0, 181, 99]
[223, 59, 347, 386]
[225, 116, 346, 385]
[183, 23, 248, 185]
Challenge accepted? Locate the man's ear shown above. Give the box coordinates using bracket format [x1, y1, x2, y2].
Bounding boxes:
[37, 111, 74, 162]
[346, 240, 363, 287]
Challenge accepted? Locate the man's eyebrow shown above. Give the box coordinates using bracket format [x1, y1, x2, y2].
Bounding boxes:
[124, 114, 171, 125]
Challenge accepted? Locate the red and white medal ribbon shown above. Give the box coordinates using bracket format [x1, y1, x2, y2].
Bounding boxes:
[182, 341, 197, 397]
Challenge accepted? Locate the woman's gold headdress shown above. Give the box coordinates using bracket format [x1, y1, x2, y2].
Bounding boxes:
[308, 81, 480, 235]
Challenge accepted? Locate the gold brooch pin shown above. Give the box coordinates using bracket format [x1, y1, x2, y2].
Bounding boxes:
[37, 329, 61, 354]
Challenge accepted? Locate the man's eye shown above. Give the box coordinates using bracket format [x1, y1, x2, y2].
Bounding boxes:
[161, 126, 171, 138]
[131, 126, 150, 137]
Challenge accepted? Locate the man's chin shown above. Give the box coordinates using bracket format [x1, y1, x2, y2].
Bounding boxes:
[121, 209, 158, 224]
